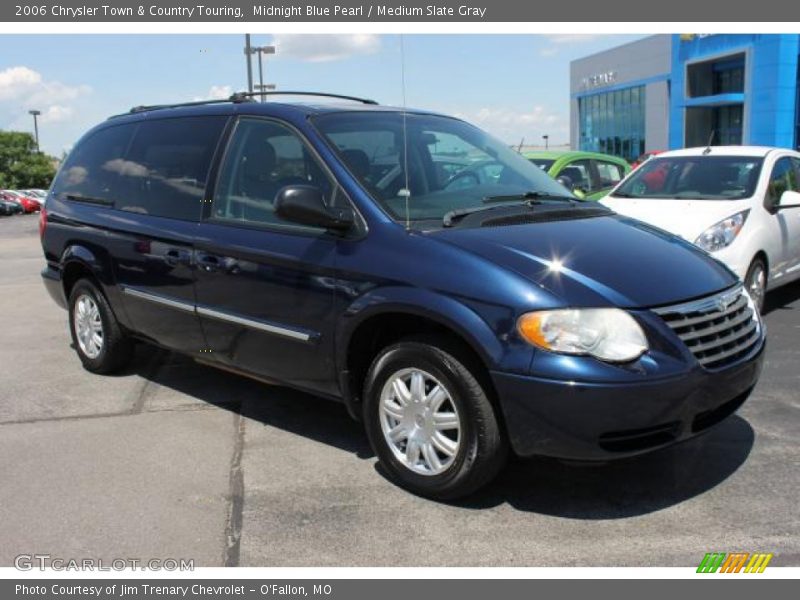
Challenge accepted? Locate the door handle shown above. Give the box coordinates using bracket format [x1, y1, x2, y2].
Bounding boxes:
[164, 248, 191, 267]
[197, 253, 221, 272]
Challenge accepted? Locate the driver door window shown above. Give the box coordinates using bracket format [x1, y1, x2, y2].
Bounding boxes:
[213, 118, 334, 227]
[766, 157, 797, 211]
[559, 160, 592, 192]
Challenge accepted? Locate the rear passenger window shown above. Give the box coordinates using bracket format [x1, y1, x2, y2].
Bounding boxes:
[595, 161, 625, 187]
[52, 124, 136, 202]
[115, 116, 227, 221]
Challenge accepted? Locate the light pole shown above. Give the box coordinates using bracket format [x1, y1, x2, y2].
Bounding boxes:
[244, 34, 253, 93]
[254, 45, 276, 102]
[29, 110, 41, 153]
[542, 134, 549, 150]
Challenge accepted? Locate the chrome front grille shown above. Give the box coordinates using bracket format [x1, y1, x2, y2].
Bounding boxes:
[653, 285, 761, 370]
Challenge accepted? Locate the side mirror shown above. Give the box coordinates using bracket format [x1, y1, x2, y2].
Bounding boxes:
[778, 190, 800, 209]
[274, 185, 354, 232]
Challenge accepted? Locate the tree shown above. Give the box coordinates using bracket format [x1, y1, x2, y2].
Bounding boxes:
[0, 131, 58, 189]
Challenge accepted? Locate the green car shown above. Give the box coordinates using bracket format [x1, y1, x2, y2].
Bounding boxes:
[522, 150, 631, 200]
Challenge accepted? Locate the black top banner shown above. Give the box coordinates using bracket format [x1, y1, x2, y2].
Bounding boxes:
[1, 0, 793, 22]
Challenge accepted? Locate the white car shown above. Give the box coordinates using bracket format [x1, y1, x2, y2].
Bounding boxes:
[601, 146, 800, 311]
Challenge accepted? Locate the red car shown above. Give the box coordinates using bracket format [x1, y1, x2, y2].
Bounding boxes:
[0, 190, 41, 213]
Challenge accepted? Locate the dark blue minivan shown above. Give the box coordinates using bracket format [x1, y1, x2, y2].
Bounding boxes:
[41, 93, 765, 499]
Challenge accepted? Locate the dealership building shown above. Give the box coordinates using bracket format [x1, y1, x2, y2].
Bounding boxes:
[570, 34, 800, 161]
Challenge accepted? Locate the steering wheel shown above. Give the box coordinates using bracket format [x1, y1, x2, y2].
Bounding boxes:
[444, 170, 480, 190]
[444, 161, 504, 191]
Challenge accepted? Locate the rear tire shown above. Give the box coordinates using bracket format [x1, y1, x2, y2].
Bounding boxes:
[744, 257, 767, 313]
[363, 336, 507, 500]
[68, 279, 134, 374]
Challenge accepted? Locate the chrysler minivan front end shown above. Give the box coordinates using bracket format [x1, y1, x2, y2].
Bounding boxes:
[494, 284, 764, 460]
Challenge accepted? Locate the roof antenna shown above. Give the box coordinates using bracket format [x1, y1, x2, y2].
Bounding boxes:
[703, 129, 716, 155]
[399, 34, 412, 231]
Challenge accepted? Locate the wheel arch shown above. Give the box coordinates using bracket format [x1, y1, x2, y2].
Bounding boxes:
[60, 244, 128, 328]
[752, 250, 769, 274]
[336, 288, 508, 421]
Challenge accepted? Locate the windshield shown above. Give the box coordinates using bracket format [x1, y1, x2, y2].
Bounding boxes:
[312, 112, 571, 222]
[612, 155, 763, 200]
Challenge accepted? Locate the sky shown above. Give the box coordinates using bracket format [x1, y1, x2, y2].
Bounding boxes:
[0, 33, 644, 156]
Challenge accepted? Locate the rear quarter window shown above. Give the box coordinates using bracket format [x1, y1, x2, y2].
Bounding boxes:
[51, 123, 136, 202]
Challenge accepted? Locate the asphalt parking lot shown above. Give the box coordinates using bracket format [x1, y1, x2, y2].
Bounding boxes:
[0, 212, 798, 568]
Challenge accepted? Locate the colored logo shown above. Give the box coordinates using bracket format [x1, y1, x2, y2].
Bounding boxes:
[697, 552, 774, 573]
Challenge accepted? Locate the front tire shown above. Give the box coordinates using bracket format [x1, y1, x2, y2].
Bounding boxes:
[68, 279, 134, 374]
[363, 337, 507, 500]
[744, 257, 767, 313]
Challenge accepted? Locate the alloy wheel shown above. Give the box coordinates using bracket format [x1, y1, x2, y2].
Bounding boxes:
[379, 368, 461, 476]
[73, 294, 104, 359]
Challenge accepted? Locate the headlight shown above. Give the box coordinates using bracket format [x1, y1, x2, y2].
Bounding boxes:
[517, 308, 648, 363]
[694, 210, 749, 252]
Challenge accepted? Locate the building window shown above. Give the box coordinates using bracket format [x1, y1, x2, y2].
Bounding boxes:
[578, 85, 645, 162]
[796, 57, 800, 150]
[687, 53, 745, 98]
[714, 63, 744, 94]
[685, 104, 743, 147]
[715, 105, 744, 145]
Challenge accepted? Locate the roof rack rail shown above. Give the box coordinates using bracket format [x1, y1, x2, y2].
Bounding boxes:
[228, 91, 379, 105]
[115, 90, 378, 118]
[127, 95, 255, 114]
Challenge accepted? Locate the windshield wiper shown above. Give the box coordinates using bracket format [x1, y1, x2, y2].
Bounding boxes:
[66, 193, 114, 206]
[442, 204, 513, 227]
[443, 192, 580, 227]
[608, 191, 637, 198]
[482, 191, 578, 204]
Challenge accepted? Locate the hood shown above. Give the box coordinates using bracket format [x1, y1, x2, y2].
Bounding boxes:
[432, 213, 736, 308]
[600, 196, 750, 243]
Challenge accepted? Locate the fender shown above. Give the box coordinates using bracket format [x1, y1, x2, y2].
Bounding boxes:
[60, 243, 132, 329]
[334, 285, 536, 421]
[336, 285, 513, 373]
[61, 244, 106, 281]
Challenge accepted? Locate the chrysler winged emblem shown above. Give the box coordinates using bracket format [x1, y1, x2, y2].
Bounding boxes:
[716, 290, 739, 312]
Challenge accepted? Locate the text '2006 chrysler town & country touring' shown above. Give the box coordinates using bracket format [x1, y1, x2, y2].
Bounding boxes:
[40, 93, 765, 499]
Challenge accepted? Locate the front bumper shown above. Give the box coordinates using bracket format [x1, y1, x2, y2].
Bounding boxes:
[708, 245, 748, 282]
[491, 339, 765, 460]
